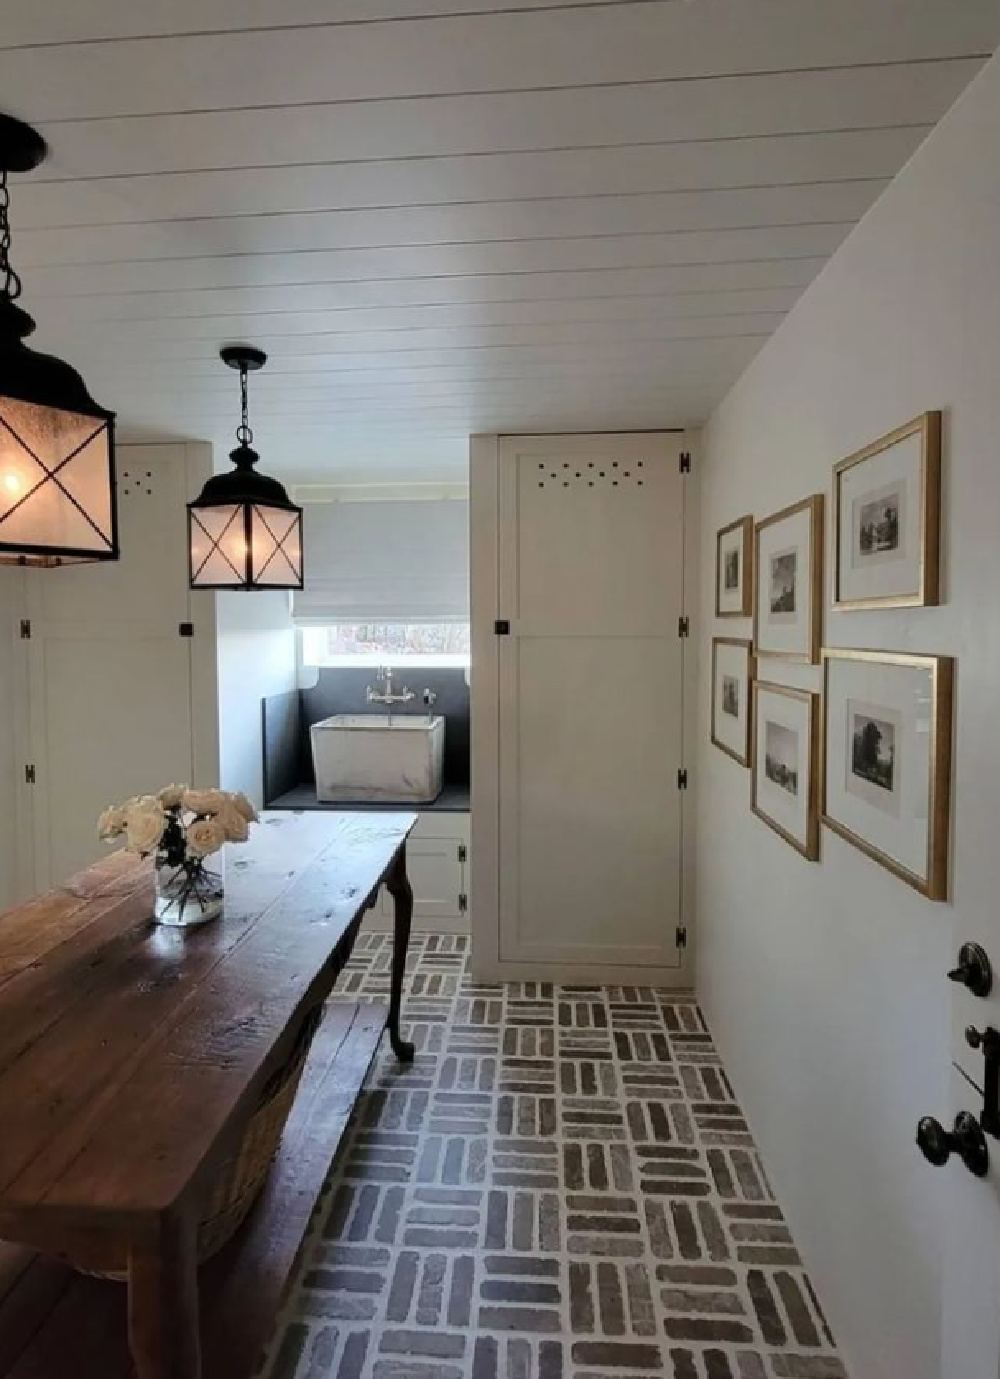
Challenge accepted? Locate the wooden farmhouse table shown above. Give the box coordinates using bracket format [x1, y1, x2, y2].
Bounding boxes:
[0, 810, 417, 1379]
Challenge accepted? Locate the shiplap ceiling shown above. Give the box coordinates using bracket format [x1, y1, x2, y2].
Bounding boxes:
[1, 1, 997, 483]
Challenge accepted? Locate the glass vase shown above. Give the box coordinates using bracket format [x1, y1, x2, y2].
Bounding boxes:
[154, 856, 224, 928]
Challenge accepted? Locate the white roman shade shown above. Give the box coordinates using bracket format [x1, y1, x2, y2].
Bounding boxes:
[292, 499, 469, 625]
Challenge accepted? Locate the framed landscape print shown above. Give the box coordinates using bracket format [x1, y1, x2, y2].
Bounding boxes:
[711, 637, 753, 766]
[833, 411, 941, 609]
[822, 649, 953, 900]
[716, 514, 753, 617]
[751, 682, 820, 859]
[833, 405, 937, 606]
[754, 495, 823, 662]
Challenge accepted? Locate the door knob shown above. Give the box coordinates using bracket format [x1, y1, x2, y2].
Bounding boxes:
[916, 1112, 989, 1177]
[948, 942, 993, 997]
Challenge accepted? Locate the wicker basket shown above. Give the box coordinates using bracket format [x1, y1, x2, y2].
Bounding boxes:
[76, 1003, 324, 1280]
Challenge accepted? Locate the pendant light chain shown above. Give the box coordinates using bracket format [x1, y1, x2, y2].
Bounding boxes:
[0, 169, 23, 302]
[236, 361, 253, 447]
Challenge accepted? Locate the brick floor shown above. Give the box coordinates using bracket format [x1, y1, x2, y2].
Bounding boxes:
[260, 933, 849, 1379]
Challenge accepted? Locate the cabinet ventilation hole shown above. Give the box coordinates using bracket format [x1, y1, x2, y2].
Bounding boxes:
[533, 461, 647, 492]
[118, 467, 155, 499]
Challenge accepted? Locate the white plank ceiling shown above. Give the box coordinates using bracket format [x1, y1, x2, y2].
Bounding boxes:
[1, 0, 996, 483]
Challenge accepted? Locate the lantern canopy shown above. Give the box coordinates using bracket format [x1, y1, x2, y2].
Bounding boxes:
[0, 113, 118, 568]
[188, 345, 303, 591]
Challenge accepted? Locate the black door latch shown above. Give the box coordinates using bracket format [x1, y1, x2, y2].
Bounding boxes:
[965, 1024, 1000, 1138]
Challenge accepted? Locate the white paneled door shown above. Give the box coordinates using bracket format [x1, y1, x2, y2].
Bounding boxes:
[493, 433, 688, 979]
[14, 444, 216, 896]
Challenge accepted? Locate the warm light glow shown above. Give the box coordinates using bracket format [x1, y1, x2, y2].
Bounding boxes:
[0, 398, 117, 564]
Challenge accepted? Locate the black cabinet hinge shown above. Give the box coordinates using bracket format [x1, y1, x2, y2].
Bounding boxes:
[19, 619, 30, 639]
[458, 843, 468, 864]
[677, 768, 688, 790]
[179, 622, 194, 638]
[24, 764, 35, 785]
[458, 893, 468, 913]
[679, 451, 692, 474]
[676, 925, 688, 950]
[494, 619, 510, 636]
[678, 615, 690, 638]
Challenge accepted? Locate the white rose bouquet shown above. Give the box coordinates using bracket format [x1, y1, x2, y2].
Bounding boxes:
[98, 785, 258, 927]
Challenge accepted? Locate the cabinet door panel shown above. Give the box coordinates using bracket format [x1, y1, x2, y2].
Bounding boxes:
[378, 814, 470, 930]
[28, 628, 194, 890]
[497, 434, 685, 973]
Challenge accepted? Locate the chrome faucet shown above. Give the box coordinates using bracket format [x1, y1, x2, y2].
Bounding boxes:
[366, 665, 415, 724]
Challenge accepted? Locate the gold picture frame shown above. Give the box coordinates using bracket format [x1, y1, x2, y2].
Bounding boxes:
[715, 514, 753, 618]
[751, 681, 821, 860]
[753, 494, 824, 663]
[821, 648, 953, 900]
[833, 411, 941, 609]
[711, 637, 754, 767]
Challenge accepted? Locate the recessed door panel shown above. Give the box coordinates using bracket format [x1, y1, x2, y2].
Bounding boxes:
[497, 433, 686, 973]
[30, 629, 195, 889]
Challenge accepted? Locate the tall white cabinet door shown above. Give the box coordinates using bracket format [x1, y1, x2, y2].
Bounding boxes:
[496, 434, 686, 974]
[18, 445, 211, 894]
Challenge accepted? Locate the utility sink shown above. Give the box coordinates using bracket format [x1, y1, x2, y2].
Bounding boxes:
[310, 714, 446, 804]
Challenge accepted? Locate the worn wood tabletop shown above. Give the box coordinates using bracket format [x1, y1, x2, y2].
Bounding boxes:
[0, 809, 416, 1378]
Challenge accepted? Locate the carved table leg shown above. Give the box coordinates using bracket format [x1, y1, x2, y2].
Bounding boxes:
[128, 1209, 201, 1379]
[384, 843, 415, 1062]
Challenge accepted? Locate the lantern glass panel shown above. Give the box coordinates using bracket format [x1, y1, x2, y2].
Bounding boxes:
[189, 503, 247, 587]
[0, 394, 114, 563]
[250, 504, 303, 588]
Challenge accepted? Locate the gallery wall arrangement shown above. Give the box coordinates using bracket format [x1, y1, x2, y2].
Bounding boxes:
[710, 408, 953, 900]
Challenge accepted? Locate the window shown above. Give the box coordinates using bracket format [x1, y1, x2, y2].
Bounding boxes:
[302, 622, 471, 668]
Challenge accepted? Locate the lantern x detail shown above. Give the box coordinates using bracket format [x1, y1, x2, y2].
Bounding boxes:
[0, 411, 113, 551]
[189, 506, 244, 585]
[254, 506, 301, 583]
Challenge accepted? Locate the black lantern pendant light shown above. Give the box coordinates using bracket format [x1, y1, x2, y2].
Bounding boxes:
[188, 345, 304, 591]
[0, 113, 118, 567]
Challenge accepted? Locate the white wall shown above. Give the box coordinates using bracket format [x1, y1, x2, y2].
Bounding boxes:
[696, 53, 1000, 1379]
[215, 591, 296, 807]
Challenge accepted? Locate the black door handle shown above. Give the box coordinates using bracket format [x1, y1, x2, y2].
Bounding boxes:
[916, 1112, 989, 1177]
[948, 942, 993, 998]
[964, 1025, 1000, 1137]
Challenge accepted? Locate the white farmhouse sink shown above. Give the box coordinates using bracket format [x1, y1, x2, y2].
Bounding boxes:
[310, 714, 446, 804]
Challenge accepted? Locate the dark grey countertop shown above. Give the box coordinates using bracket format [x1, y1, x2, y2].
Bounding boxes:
[267, 782, 470, 814]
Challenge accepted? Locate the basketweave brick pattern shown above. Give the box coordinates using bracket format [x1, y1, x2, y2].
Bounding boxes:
[260, 934, 849, 1379]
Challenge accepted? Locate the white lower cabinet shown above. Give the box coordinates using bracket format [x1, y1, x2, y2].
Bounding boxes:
[377, 811, 470, 932]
